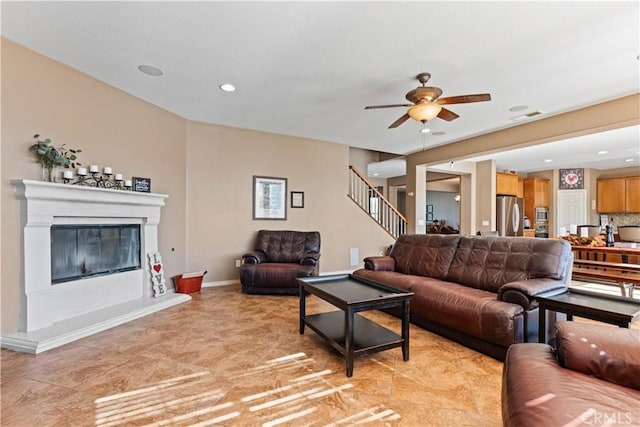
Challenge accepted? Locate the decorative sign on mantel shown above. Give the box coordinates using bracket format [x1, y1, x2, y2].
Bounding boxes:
[133, 177, 151, 193]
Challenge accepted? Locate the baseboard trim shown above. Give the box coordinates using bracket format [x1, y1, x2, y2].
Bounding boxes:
[202, 279, 240, 288]
[202, 270, 357, 289]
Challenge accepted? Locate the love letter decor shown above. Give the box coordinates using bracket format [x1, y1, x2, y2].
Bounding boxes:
[147, 252, 167, 297]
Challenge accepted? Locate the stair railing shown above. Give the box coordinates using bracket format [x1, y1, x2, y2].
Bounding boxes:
[348, 165, 407, 239]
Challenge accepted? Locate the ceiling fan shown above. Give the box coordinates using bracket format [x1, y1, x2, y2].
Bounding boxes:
[365, 72, 491, 129]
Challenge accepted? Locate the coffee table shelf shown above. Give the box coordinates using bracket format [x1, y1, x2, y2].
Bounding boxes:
[305, 311, 403, 356]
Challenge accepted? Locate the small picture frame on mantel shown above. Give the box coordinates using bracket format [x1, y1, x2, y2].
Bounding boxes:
[133, 177, 151, 193]
[291, 191, 304, 208]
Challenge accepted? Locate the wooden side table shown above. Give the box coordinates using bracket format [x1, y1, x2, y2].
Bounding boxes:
[537, 289, 640, 344]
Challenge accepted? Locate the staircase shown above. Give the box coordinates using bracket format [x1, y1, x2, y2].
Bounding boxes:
[348, 165, 407, 239]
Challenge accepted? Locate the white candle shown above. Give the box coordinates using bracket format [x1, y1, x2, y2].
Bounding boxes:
[63, 170, 73, 179]
[77, 167, 87, 176]
[103, 167, 112, 175]
[114, 173, 123, 181]
[124, 179, 132, 187]
[89, 164, 99, 173]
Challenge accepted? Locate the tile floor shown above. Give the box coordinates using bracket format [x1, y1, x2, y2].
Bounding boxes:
[2, 284, 504, 426]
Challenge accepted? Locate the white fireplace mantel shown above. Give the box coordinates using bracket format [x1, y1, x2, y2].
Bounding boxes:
[2, 180, 190, 354]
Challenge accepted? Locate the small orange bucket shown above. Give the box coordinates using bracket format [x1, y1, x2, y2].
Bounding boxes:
[173, 271, 207, 293]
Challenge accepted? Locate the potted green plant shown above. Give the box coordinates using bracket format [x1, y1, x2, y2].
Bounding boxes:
[29, 134, 82, 182]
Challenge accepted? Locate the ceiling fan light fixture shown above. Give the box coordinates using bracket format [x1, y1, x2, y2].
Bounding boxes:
[408, 102, 442, 122]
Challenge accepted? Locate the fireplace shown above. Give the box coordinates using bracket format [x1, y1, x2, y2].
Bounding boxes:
[2, 180, 190, 354]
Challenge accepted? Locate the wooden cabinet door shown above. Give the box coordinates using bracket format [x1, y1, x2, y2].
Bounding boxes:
[625, 177, 640, 212]
[497, 173, 518, 196]
[597, 178, 626, 213]
[517, 179, 524, 198]
[538, 179, 550, 207]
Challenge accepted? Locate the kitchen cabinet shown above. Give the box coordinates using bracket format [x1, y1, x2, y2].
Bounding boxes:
[625, 177, 640, 212]
[523, 229, 535, 238]
[598, 176, 640, 213]
[523, 177, 550, 226]
[496, 172, 519, 196]
[517, 178, 524, 198]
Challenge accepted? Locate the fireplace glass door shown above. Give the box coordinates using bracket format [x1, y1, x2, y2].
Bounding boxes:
[51, 224, 141, 284]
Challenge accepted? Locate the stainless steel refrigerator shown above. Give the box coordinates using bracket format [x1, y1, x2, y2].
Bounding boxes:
[496, 196, 524, 237]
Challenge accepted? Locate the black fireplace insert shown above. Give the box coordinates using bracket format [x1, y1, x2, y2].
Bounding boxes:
[51, 224, 141, 284]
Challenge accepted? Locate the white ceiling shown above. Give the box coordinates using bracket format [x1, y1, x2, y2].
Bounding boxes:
[2, 1, 639, 176]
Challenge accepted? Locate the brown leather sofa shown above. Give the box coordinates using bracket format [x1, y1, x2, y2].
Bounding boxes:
[352, 234, 573, 360]
[240, 230, 321, 295]
[502, 321, 640, 427]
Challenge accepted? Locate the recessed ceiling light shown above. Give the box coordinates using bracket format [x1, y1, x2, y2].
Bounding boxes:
[137, 64, 163, 77]
[544, 159, 553, 163]
[624, 158, 635, 162]
[508, 105, 528, 112]
[432, 131, 446, 136]
[598, 150, 608, 155]
[420, 128, 431, 134]
[373, 173, 379, 176]
[219, 83, 236, 92]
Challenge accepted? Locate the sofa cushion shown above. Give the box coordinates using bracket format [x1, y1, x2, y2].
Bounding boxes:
[555, 321, 640, 390]
[447, 236, 572, 293]
[389, 234, 460, 280]
[353, 269, 428, 293]
[409, 276, 524, 347]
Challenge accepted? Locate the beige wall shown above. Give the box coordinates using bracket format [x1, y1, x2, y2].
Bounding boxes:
[1, 38, 188, 333]
[185, 121, 394, 281]
[1, 39, 394, 334]
[475, 160, 495, 233]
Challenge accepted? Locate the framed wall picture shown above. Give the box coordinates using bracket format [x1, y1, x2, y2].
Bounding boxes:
[559, 168, 584, 189]
[427, 213, 434, 221]
[427, 204, 434, 213]
[133, 177, 151, 193]
[291, 191, 304, 208]
[253, 176, 287, 220]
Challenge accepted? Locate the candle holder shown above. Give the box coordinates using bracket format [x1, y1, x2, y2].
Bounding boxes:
[63, 171, 132, 190]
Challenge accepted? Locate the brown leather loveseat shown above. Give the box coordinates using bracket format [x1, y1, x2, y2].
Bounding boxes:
[502, 321, 640, 426]
[353, 234, 573, 360]
[240, 230, 321, 295]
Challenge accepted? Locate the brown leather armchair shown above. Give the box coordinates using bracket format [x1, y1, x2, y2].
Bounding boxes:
[240, 230, 321, 295]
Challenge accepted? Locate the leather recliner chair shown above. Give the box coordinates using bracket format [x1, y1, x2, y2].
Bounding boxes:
[240, 230, 321, 295]
[502, 321, 640, 426]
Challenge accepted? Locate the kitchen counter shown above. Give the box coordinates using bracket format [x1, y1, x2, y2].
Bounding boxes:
[571, 245, 640, 264]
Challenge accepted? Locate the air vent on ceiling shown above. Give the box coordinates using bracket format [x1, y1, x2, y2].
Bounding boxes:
[510, 111, 543, 122]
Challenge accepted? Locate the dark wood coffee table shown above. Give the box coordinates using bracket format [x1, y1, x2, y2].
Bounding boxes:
[537, 288, 640, 344]
[298, 274, 413, 377]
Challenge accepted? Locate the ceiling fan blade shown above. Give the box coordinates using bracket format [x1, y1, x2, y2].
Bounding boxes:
[365, 103, 412, 110]
[437, 94, 491, 105]
[388, 113, 411, 129]
[437, 107, 459, 122]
